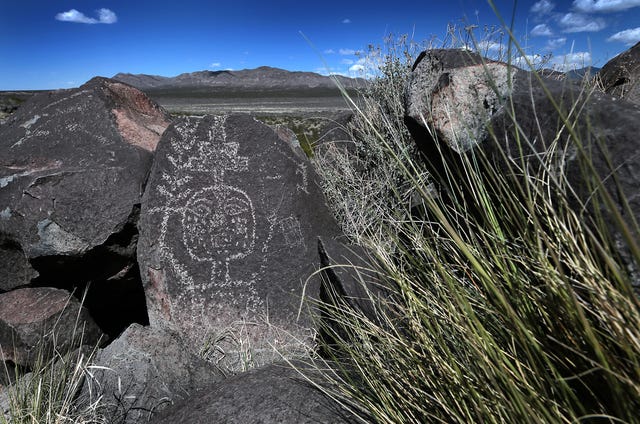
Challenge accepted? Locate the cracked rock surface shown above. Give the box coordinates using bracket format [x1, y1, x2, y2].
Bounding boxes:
[0, 77, 170, 335]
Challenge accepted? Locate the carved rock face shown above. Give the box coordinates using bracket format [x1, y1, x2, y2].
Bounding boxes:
[138, 114, 343, 370]
[182, 185, 255, 261]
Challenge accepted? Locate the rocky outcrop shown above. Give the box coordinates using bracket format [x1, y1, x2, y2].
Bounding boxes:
[598, 41, 640, 105]
[405, 49, 515, 154]
[0, 77, 171, 336]
[138, 114, 344, 370]
[405, 48, 640, 284]
[0, 287, 103, 369]
[80, 324, 223, 423]
[0, 77, 169, 259]
[0, 75, 367, 423]
[149, 360, 359, 424]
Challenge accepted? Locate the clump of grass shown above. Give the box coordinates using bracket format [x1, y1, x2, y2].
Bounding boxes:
[313, 34, 429, 245]
[1, 345, 104, 424]
[311, 14, 640, 424]
[0, 293, 107, 424]
[199, 313, 316, 376]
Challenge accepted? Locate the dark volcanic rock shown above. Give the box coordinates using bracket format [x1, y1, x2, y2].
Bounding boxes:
[405, 49, 640, 284]
[81, 323, 223, 423]
[0, 287, 103, 368]
[0, 77, 169, 258]
[138, 114, 344, 368]
[316, 111, 354, 147]
[316, 238, 386, 353]
[599, 41, 640, 105]
[0, 236, 36, 292]
[0, 77, 170, 333]
[149, 361, 358, 424]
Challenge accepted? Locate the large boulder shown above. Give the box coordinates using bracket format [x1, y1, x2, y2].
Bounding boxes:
[0, 287, 103, 369]
[80, 323, 223, 423]
[149, 360, 359, 424]
[598, 41, 640, 105]
[405, 49, 640, 283]
[405, 49, 514, 154]
[0, 77, 170, 335]
[138, 114, 344, 369]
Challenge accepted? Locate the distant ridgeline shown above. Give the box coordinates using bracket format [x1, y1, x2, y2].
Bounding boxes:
[112, 66, 366, 94]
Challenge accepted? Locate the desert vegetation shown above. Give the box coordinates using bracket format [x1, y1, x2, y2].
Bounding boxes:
[2, 9, 639, 424]
[310, 16, 640, 424]
[0, 296, 106, 424]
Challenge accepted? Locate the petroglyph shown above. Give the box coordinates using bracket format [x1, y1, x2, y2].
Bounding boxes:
[280, 216, 305, 249]
[20, 114, 43, 129]
[10, 92, 108, 149]
[149, 115, 262, 315]
[183, 186, 255, 262]
[41, 90, 91, 112]
[139, 113, 339, 361]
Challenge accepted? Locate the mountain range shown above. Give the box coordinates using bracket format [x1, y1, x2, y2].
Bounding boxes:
[113, 66, 364, 91]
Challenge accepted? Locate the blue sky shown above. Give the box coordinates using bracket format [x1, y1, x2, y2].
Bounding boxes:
[1, 0, 639, 90]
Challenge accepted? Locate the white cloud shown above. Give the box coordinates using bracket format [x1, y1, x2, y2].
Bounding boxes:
[546, 37, 567, 49]
[531, 0, 556, 14]
[342, 18, 351, 24]
[531, 24, 554, 36]
[513, 54, 544, 68]
[348, 64, 365, 75]
[573, 0, 640, 12]
[339, 48, 358, 55]
[340, 58, 354, 65]
[550, 51, 592, 70]
[97, 9, 117, 24]
[607, 27, 640, 44]
[315, 67, 345, 76]
[209, 62, 222, 68]
[346, 50, 384, 78]
[559, 13, 606, 32]
[55, 8, 117, 24]
[477, 41, 502, 51]
[323, 49, 336, 54]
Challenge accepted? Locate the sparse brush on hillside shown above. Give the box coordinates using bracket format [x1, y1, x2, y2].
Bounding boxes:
[311, 11, 640, 424]
[313, 34, 430, 245]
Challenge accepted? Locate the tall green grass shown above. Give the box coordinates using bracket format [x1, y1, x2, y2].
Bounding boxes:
[311, 20, 640, 424]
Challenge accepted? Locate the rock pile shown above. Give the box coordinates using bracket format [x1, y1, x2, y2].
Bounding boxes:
[0, 77, 171, 338]
[0, 77, 353, 422]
